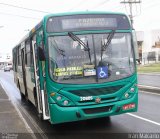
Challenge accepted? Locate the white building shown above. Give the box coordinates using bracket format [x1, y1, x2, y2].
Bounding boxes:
[0, 53, 12, 69]
[136, 29, 160, 64]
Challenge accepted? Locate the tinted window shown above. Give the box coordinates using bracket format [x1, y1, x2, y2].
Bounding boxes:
[13, 47, 17, 72]
[18, 46, 21, 66]
[25, 40, 31, 67]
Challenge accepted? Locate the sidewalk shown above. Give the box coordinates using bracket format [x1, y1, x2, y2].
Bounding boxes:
[0, 84, 33, 138]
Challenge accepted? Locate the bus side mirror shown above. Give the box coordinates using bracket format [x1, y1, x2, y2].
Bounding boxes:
[37, 47, 46, 61]
[132, 30, 140, 64]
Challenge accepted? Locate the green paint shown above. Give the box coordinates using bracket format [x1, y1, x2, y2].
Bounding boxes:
[13, 11, 138, 124]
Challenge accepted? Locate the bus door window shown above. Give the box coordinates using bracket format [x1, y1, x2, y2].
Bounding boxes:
[32, 35, 39, 76]
[21, 48, 25, 72]
[25, 39, 31, 67]
[30, 39, 36, 84]
[18, 45, 22, 67]
[39, 41, 45, 77]
[36, 31, 45, 78]
[13, 47, 18, 72]
[21, 47, 28, 97]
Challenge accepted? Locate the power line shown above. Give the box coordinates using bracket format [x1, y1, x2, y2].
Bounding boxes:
[134, 2, 141, 17]
[68, 0, 88, 12]
[0, 2, 51, 14]
[0, 12, 41, 20]
[68, 0, 111, 12]
[91, 0, 111, 9]
[120, 0, 141, 27]
[143, 1, 160, 10]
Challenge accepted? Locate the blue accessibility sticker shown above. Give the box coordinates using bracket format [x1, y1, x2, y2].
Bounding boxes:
[97, 66, 108, 79]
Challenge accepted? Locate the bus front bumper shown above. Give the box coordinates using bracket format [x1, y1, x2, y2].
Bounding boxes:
[49, 93, 138, 124]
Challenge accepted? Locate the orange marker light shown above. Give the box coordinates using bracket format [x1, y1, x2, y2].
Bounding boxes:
[50, 93, 55, 97]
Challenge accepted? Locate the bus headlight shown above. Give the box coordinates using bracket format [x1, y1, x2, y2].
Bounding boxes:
[56, 96, 62, 101]
[121, 85, 136, 100]
[124, 93, 129, 98]
[130, 87, 135, 92]
[52, 94, 75, 106]
[63, 100, 69, 106]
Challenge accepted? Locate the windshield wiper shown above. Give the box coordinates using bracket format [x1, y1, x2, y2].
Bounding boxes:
[51, 40, 65, 56]
[100, 30, 115, 62]
[68, 32, 92, 64]
[50, 40, 66, 68]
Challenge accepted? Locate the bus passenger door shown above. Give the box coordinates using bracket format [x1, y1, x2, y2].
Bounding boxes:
[32, 40, 42, 114]
[21, 48, 28, 99]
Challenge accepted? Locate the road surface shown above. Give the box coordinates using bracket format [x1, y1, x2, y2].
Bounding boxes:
[138, 74, 160, 87]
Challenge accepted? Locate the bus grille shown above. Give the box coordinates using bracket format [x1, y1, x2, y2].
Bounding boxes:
[69, 85, 124, 96]
[83, 106, 112, 114]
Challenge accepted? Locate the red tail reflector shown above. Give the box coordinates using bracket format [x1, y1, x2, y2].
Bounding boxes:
[123, 103, 135, 110]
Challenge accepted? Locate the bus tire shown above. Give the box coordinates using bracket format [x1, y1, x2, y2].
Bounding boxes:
[21, 92, 26, 102]
[33, 87, 43, 120]
[33, 87, 38, 109]
[17, 82, 25, 102]
[99, 116, 111, 124]
[25, 93, 29, 102]
[38, 113, 43, 121]
[86, 116, 110, 125]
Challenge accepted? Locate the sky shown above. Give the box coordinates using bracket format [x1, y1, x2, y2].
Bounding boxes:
[0, 0, 160, 55]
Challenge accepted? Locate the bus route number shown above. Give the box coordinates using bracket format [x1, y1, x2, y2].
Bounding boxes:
[80, 96, 93, 101]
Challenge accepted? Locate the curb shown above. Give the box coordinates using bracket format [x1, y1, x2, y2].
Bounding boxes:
[138, 73, 160, 76]
[138, 85, 160, 94]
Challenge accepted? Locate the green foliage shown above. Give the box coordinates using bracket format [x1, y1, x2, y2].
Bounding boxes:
[137, 63, 160, 73]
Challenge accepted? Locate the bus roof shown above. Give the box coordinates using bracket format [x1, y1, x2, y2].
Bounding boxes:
[43, 11, 128, 20]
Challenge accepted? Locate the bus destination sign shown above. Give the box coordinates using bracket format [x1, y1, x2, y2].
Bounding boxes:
[62, 18, 117, 29]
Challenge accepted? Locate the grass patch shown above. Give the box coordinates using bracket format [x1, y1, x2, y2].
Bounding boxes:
[137, 63, 160, 73]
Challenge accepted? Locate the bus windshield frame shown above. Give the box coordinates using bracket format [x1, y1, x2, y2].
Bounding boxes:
[48, 31, 135, 84]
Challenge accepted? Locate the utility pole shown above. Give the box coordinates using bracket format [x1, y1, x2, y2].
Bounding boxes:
[120, 0, 141, 28]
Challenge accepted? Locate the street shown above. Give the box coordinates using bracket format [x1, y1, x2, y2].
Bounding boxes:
[138, 74, 160, 87]
[0, 70, 160, 139]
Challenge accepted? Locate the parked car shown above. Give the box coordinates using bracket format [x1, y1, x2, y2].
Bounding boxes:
[4, 66, 10, 72]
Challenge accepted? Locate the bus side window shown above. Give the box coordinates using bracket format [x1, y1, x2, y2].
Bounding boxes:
[13, 48, 16, 72]
[18, 45, 22, 66]
[30, 45, 33, 67]
[25, 39, 31, 67]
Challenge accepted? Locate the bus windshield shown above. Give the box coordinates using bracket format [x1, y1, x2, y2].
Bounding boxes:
[48, 33, 135, 84]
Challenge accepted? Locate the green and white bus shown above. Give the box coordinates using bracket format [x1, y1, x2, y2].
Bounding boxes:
[12, 11, 138, 124]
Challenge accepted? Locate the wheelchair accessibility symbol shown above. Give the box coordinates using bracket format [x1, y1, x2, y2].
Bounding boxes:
[97, 67, 108, 79]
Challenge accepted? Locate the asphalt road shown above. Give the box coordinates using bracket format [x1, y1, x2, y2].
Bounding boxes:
[138, 74, 160, 87]
[0, 70, 160, 139]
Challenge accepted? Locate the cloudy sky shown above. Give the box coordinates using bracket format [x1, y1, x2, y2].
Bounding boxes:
[0, 0, 160, 55]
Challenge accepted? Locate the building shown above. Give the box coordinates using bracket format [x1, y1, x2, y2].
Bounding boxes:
[0, 53, 12, 69]
[136, 30, 160, 64]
